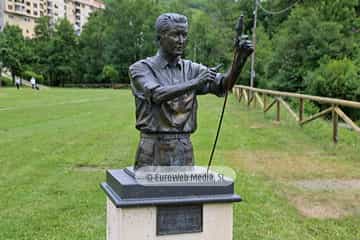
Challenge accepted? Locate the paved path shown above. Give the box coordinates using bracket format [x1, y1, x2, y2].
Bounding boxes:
[21, 79, 50, 89]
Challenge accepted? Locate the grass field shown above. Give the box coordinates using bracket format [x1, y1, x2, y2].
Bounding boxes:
[1, 88, 360, 240]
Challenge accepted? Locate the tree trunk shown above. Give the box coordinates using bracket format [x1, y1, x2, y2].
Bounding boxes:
[11, 71, 15, 85]
[0, 67, 2, 88]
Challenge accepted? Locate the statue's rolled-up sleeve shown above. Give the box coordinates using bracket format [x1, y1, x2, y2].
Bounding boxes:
[129, 61, 160, 101]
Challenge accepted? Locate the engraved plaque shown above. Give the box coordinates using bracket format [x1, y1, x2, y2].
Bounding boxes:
[156, 205, 203, 235]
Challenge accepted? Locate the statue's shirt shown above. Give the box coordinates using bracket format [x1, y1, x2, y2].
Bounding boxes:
[129, 53, 225, 133]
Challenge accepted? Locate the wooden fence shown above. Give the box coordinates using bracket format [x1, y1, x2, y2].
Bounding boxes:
[233, 85, 360, 143]
[63, 83, 129, 89]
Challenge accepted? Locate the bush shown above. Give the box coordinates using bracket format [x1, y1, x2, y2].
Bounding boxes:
[23, 70, 45, 84]
[289, 98, 320, 116]
[306, 58, 360, 119]
[0, 76, 13, 86]
[102, 65, 119, 84]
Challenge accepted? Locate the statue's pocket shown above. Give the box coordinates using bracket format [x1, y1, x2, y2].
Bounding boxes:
[179, 138, 194, 165]
[136, 138, 155, 166]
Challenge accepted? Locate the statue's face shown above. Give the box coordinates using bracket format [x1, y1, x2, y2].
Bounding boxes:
[159, 23, 188, 58]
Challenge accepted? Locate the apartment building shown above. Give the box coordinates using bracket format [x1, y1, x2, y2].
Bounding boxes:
[0, 0, 104, 38]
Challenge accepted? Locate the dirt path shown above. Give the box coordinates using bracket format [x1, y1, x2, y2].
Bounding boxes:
[226, 149, 360, 219]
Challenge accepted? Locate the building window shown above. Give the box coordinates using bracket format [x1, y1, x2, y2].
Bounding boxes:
[26, 9, 31, 14]
[33, 3, 38, 8]
[8, 5, 13, 10]
[33, 11, 38, 15]
[25, 1, 30, 6]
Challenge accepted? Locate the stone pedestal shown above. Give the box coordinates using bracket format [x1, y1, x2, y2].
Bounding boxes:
[101, 168, 241, 240]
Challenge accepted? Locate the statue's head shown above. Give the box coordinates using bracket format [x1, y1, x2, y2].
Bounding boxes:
[155, 13, 188, 58]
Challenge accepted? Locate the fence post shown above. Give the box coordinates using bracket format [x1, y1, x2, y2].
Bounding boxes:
[276, 98, 280, 122]
[299, 98, 304, 123]
[332, 105, 338, 143]
[254, 92, 257, 108]
[263, 94, 267, 112]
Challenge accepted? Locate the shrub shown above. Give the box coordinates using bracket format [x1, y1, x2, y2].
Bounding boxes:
[306, 58, 359, 100]
[306, 58, 360, 119]
[102, 65, 119, 84]
[0, 76, 13, 86]
[23, 70, 45, 84]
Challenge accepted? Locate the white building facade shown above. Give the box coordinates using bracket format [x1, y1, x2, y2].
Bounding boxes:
[0, 0, 104, 38]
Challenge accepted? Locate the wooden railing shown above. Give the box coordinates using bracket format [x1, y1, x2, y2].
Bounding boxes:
[233, 85, 360, 143]
[63, 83, 129, 89]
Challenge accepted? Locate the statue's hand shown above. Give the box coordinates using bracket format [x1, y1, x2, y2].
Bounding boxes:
[196, 68, 217, 85]
[235, 35, 254, 59]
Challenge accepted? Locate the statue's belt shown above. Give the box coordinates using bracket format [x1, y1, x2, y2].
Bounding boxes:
[140, 132, 190, 140]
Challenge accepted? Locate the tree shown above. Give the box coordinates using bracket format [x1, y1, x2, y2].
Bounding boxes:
[0, 33, 3, 88]
[34, 16, 53, 41]
[266, 5, 353, 91]
[47, 19, 78, 86]
[77, 11, 107, 83]
[0, 25, 27, 84]
[103, 0, 162, 82]
[24, 16, 54, 85]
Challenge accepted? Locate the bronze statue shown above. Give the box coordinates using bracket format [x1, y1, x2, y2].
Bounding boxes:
[129, 13, 253, 169]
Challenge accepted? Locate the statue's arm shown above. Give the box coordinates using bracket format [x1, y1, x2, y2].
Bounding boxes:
[130, 62, 216, 104]
[151, 79, 202, 104]
[222, 36, 253, 90]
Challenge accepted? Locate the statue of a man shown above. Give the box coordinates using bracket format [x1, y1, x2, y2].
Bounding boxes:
[129, 13, 253, 169]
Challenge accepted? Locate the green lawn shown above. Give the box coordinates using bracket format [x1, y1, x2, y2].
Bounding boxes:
[0, 88, 359, 239]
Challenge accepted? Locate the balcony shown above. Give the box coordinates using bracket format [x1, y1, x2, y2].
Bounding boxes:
[14, 4, 25, 12]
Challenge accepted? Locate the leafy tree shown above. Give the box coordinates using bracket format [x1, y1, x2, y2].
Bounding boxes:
[0, 25, 27, 84]
[0, 33, 3, 87]
[267, 6, 352, 91]
[187, 10, 232, 67]
[34, 16, 53, 41]
[77, 11, 107, 83]
[47, 19, 78, 86]
[239, 24, 273, 87]
[103, 0, 162, 82]
[30, 16, 54, 83]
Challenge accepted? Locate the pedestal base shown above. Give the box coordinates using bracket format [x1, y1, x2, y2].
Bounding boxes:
[106, 198, 233, 240]
[101, 167, 241, 240]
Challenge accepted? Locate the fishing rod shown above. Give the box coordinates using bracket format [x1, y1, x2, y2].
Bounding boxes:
[207, 15, 245, 173]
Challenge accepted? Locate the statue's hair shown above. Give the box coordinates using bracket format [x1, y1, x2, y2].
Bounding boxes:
[155, 13, 188, 40]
